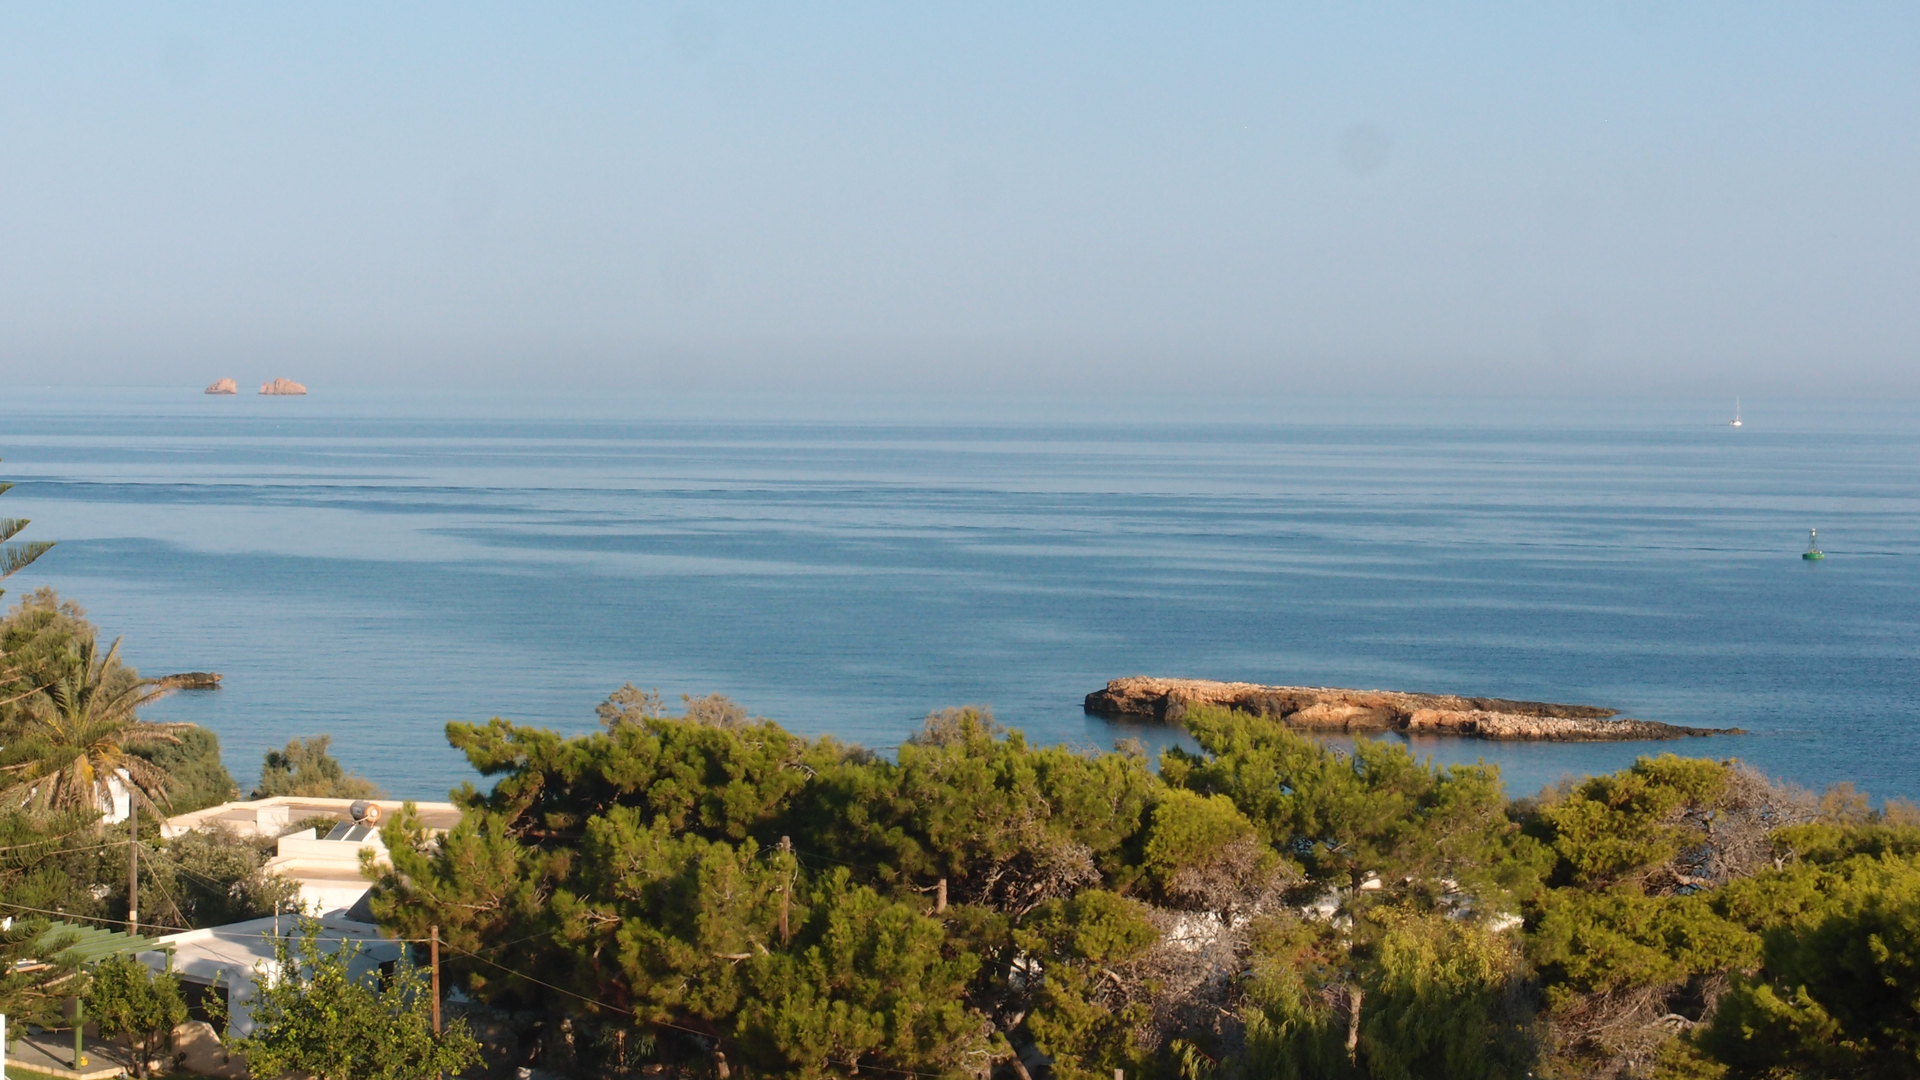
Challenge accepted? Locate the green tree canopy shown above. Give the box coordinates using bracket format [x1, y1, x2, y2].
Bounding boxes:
[361, 691, 1920, 1080]
[130, 725, 237, 815]
[1698, 842, 1920, 1078]
[230, 917, 480, 1080]
[1162, 705, 1536, 900]
[84, 953, 187, 1078]
[256, 734, 386, 799]
[0, 916, 81, 1029]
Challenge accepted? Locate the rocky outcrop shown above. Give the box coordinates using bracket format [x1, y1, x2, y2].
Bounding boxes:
[259, 377, 308, 395]
[204, 378, 238, 395]
[1084, 676, 1739, 741]
[156, 671, 222, 690]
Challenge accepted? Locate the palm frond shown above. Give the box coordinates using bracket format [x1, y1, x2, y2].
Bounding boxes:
[0, 540, 54, 580]
[0, 517, 28, 543]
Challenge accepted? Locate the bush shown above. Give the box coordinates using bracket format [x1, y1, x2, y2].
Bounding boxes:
[256, 735, 386, 799]
[130, 725, 237, 814]
[230, 917, 479, 1080]
[84, 954, 187, 1079]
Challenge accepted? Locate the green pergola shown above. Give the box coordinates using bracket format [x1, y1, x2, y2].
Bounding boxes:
[35, 922, 172, 964]
[32, 922, 174, 1069]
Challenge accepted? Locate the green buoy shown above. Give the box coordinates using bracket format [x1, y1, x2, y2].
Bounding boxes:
[1803, 528, 1824, 560]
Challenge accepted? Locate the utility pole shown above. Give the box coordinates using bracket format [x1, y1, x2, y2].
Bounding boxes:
[778, 837, 791, 945]
[127, 799, 138, 936]
[430, 925, 442, 1035]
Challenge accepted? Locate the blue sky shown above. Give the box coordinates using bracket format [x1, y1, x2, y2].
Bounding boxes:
[2, 3, 1916, 397]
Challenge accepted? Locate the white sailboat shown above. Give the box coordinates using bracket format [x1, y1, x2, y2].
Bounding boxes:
[1729, 397, 1742, 427]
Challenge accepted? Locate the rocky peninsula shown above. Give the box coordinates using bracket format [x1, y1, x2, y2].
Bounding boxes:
[259, 377, 308, 395]
[1085, 676, 1740, 740]
[204, 377, 238, 394]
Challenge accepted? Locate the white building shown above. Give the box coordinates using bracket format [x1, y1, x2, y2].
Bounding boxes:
[147, 796, 463, 1036]
[162, 795, 463, 840]
[140, 914, 405, 1037]
[163, 796, 461, 916]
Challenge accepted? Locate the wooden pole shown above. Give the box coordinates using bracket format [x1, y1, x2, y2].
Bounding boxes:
[430, 926, 442, 1035]
[127, 799, 138, 936]
[779, 836, 791, 946]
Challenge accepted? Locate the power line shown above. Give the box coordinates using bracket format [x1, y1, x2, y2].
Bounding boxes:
[5, 902, 970, 1077]
[137, 850, 193, 931]
[0, 899, 191, 935]
[0, 834, 131, 858]
[0, 899, 450, 947]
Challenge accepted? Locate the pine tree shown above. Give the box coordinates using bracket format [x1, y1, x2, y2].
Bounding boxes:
[0, 460, 53, 599]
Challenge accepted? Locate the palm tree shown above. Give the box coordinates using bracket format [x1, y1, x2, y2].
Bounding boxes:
[0, 635, 186, 817]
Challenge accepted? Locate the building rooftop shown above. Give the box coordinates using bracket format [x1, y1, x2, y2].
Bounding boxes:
[160, 796, 464, 918]
[162, 796, 462, 839]
[140, 913, 405, 1036]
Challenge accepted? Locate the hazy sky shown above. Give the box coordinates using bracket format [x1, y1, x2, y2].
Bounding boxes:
[3, 4, 1916, 397]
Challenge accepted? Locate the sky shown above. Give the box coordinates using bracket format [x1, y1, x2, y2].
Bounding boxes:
[1, 3, 1916, 398]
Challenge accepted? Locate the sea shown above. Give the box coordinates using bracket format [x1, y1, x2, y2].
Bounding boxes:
[1, 387, 1915, 803]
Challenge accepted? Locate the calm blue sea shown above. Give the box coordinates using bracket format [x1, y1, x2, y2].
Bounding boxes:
[2, 388, 1915, 802]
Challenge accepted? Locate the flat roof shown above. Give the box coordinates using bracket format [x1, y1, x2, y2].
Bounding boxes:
[164, 796, 463, 836]
[149, 913, 404, 986]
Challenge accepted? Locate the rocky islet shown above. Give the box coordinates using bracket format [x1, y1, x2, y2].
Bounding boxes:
[1085, 675, 1741, 740]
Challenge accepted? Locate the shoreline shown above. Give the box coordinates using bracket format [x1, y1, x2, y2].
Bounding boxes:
[1085, 676, 1743, 741]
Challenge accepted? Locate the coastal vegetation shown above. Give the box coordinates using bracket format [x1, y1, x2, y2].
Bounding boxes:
[0, 589, 193, 816]
[255, 734, 388, 799]
[362, 687, 1920, 1080]
[1, 575, 1916, 1078]
[0, 590, 276, 975]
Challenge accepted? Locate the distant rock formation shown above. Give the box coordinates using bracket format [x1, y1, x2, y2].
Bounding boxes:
[204, 378, 238, 395]
[1084, 676, 1741, 741]
[150, 671, 222, 701]
[259, 378, 308, 396]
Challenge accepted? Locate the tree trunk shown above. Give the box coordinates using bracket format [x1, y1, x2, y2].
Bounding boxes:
[1346, 986, 1363, 1064]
